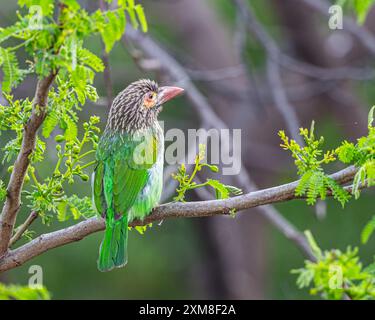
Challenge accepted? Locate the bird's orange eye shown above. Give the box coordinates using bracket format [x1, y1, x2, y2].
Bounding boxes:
[144, 92, 157, 108]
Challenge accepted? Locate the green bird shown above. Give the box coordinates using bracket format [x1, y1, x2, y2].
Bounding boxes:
[92, 79, 184, 272]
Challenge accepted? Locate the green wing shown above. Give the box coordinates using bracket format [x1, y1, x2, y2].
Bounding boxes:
[112, 157, 149, 215]
[93, 130, 158, 222]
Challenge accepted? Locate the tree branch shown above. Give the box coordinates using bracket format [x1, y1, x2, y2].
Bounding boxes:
[9, 211, 38, 247]
[0, 74, 56, 257]
[0, 165, 358, 273]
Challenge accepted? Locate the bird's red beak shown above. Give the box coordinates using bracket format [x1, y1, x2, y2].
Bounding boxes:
[158, 86, 184, 105]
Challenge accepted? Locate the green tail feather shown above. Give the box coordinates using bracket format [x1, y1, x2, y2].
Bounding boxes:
[98, 215, 128, 272]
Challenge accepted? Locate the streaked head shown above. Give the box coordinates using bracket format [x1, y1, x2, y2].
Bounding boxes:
[107, 79, 184, 132]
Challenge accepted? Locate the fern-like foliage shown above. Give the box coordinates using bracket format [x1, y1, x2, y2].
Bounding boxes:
[0, 180, 6, 202]
[0, 283, 50, 300]
[337, 106, 375, 199]
[0, 48, 28, 92]
[279, 121, 350, 207]
[292, 230, 375, 300]
[361, 215, 375, 244]
[57, 195, 96, 222]
[0, 0, 147, 93]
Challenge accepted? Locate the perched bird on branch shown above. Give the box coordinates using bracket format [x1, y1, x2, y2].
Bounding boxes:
[92, 79, 184, 272]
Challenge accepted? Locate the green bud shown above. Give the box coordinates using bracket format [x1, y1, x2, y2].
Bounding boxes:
[207, 164, 219, 173]
[73, 146, 80, 154]
[90, 116, 100, 124]
[55, 135, 65, 143]
[53, 171, 62, 178]
[80, 174, 89, 182]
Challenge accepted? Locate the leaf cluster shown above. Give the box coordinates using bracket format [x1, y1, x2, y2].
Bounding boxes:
[172, 144, 242, 203]
[336, 106, 375, 199]
[279, 121, 350, 207]
[292, 231, 375, 300]
[0, 283, 50, 300]
[0, 0, 147, 93]
[25, 116, 100, 224]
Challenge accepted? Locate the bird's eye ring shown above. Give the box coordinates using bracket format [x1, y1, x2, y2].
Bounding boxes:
[144, 92, 157, 108]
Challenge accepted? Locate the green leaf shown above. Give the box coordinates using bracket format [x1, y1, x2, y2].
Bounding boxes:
[0, 48, 27, 93]
[304, 230, 322, 260]
[60, 0, 80, 11]
[225, 185, 243, 196]
[0, 24, 27, 44]
[0, 180, 6, 202]
[18, 0, 54, 16]
[100, 10, 126, 53]
[57, 200, 68, 222]
[364, 261, 375, 275]
[57, 195, 96, 221]
[361, 215, 375, 244]
[135, 4, 148, 32]
[296, 170, 314, 196]
[206, 179, 229, 199]
[78, 48, 104, 72]
[324, 177, 351, 208]
[336, 141, 357, 164]
[368, 105, 375, 128]
[0, 283, 50, 300]
[131, 223, 152, 235]
[42, 109, 59, 138]
[126, 2, 139, 29]
[354, 0, 374, 24]
[62, 115, 77, 142]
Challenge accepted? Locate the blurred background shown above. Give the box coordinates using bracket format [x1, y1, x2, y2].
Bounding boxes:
[0, 0, 374, 299]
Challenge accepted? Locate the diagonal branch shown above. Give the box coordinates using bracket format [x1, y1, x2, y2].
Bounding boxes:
[9, 211, 38, 247]
[0, 73, 56, 258]
[0, 165, 358, 273]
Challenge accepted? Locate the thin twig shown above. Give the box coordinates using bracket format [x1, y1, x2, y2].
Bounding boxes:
[9, 211, 38, 247]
